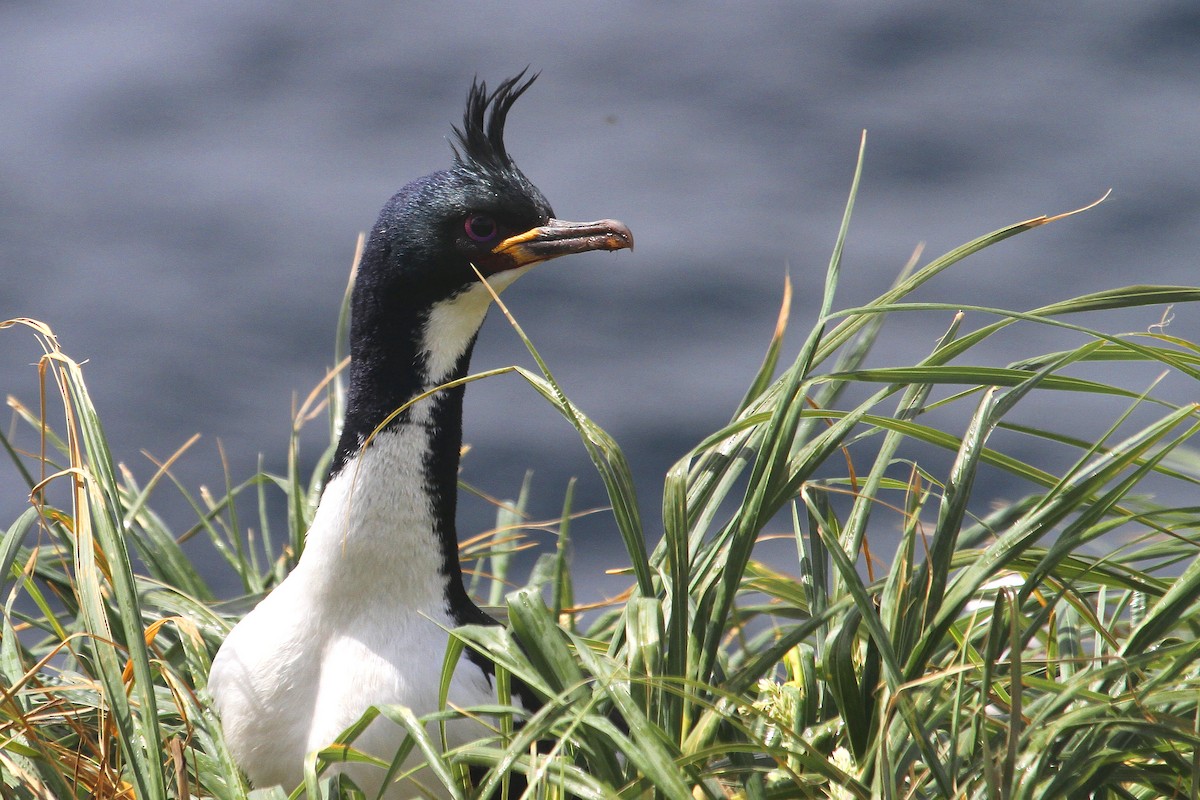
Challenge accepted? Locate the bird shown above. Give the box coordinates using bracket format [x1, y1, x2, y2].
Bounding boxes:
[207, 72, 633, 797]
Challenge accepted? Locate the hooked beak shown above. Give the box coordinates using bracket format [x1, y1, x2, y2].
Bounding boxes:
[489, 218, 634, 270]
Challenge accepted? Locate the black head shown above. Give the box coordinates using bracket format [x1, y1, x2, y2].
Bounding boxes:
[354, 72, 633, 313]
[335, 72, 633, 474]
[450, 71, 552, 220]
[329, 74, 633, 597]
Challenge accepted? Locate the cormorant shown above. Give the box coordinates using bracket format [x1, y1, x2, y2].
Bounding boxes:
[208, 72, 633, 797]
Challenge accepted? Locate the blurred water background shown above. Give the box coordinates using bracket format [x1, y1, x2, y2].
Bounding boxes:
[3, 3, 1198, 600]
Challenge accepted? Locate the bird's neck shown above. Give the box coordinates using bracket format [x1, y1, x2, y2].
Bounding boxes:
[303, 283, 500, 622]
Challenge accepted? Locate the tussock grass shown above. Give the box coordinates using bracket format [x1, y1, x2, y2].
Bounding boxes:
[5, 140, 1200, 798]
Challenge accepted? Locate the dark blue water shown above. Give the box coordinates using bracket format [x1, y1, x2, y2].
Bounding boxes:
[3, 3, 1199, 599]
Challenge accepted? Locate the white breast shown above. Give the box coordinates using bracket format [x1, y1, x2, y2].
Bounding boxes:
[209, 277, 532, 796]
[208, 436, 500, 797]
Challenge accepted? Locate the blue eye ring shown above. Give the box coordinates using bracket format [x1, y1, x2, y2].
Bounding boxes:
[464, 214, 498, 243]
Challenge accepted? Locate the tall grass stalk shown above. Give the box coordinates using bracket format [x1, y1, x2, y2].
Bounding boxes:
[4, 142, 1200, 798]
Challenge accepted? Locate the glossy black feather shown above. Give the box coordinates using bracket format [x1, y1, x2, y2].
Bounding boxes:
[451, 70, 538, 173]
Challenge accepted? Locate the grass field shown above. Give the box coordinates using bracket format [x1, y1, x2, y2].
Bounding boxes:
[5, 143, 1200, 798]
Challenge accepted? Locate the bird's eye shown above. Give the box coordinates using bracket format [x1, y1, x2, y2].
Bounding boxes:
[464, 214, 498, 243]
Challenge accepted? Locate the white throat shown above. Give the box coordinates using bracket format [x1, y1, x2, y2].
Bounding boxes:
[298, 272, 529, 600]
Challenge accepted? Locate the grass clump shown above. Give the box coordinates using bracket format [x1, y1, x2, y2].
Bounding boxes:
[5, 139, 1200, 798]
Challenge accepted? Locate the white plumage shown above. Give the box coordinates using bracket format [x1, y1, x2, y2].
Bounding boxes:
[210, 280, 523, 797]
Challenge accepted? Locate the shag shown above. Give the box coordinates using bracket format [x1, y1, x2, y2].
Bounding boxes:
[208, 73, 633, 796]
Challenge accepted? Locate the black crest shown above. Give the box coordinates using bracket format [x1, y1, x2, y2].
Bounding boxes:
[451, 70, 538, 174]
